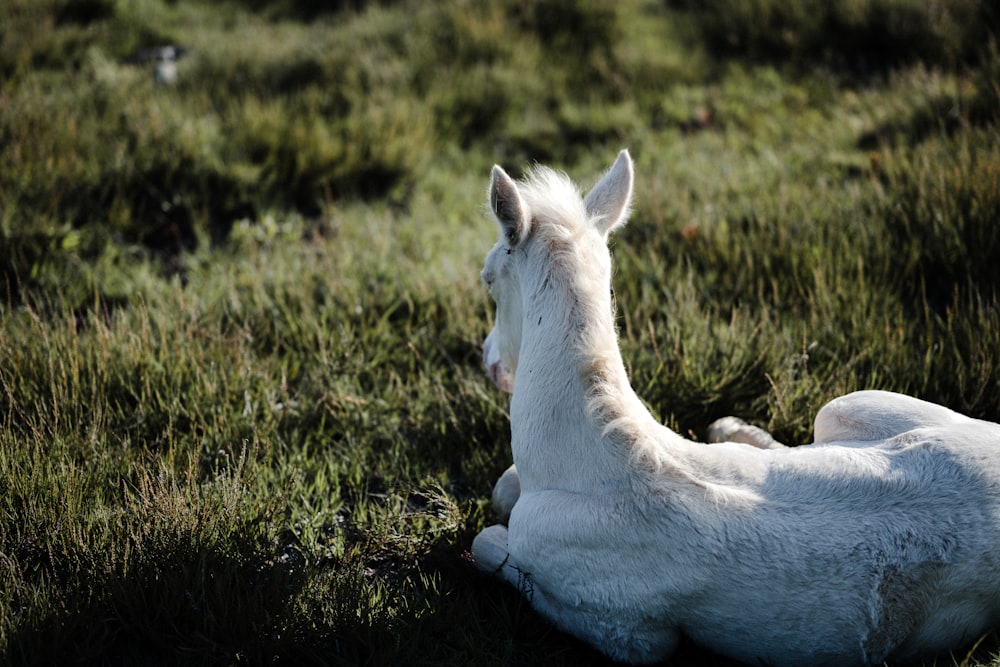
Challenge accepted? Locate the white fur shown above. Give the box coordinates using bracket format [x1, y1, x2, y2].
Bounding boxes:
[472, 150, 1000, 666]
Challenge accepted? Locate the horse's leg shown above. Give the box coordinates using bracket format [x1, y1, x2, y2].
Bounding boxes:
[471, 524, 563, 619]
[491, 464, 520, 524]
[707, 391, 961, 448]
[473, 513, 682, 664]
[472, 524, 513, 575]
[813, 390, 961, 443]
[707, 416, 786, 449]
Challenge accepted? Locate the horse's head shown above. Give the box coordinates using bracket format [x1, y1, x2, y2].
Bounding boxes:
[481, 150, 634, 393]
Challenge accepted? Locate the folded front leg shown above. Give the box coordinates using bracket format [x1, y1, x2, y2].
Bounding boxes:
[472, 524, 534, 595]
[491, 464, 520, 524]
[471, 524, 563, 625]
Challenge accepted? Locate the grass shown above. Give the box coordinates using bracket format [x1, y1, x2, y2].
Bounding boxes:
[1, 0, 999, 664]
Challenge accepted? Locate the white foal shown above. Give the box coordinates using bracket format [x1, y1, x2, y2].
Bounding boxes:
[471, 150, 1000, 666]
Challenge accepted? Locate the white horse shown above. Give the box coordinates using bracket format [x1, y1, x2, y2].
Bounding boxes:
[471, 150, 1000, 666]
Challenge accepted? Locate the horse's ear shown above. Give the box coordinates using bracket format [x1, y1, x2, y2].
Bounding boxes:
[490, 165, 529, 246]
[584, 149, 633, 237]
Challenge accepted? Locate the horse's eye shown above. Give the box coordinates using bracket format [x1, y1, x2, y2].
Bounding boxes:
[505, 247, 512, 256]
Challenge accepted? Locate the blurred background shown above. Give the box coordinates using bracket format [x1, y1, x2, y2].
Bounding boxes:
[3, 0, 996, 304]
[2, 1, 1000, 664]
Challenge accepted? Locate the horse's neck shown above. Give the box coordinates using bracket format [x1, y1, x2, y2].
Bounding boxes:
[510, 277, 656, 492]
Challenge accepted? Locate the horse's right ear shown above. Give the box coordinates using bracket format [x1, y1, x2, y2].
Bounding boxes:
[490, 165, 529, 246]
[584, 149, 633, 237]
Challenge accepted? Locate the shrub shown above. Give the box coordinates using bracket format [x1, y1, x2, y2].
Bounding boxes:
[670, 0, 997, 72]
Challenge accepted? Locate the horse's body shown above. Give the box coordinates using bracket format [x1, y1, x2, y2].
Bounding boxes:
[471, 150, 1000, 666]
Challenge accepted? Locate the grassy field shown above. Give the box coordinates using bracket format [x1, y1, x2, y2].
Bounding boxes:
[2, 0, 999, 664]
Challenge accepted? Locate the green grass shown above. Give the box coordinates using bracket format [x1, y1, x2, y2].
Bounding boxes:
[2, 0, 999, 664]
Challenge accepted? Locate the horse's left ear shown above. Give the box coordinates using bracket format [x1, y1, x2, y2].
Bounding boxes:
[584, 149, 633, 237]
[490, 165, 530, 246]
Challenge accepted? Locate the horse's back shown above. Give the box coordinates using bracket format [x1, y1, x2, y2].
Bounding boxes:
[771, 414, 1000, 515]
